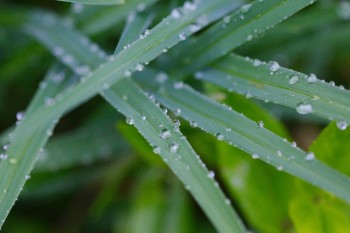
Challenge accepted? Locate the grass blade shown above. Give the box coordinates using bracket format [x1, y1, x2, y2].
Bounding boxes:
[168, 0, 317, 76]
[102, 79, 246, 232]
[198, 53, 350, 126]
[0, 0, 243, 228]
[135, 72, 350, 204]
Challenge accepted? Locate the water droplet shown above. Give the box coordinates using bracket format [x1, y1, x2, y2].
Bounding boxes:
[291, 142, 297, 147]
[169, 142, 179, 153]
[223, 16, 231, 24]
[296, 103, 313, 114]
[277, 150, 283, 157]
[305, 152, 315, 161]
[179, 33, 187, 41]
[156, 72, 168, 83]
[16, 112, 25, 121]
[124, 70, 132, 77]
[207, 171, 215, 179]
[126, 116, 134, 125]
[225, 127, 232, 132]
[252, 59, 262, 67]
[184, 2, 197, 11]
[173, 81, 184, 89]
[241, 3, 252, 13]
[3, 144, 9, 151]
[268, 61, 280, 72]
[44, 97, 56, 106]
[0, 153, 8, 160]
[162, 108, 168, 114]
[72, 3, 84, 14]
[336, 121, 348, 130]
[173, 120, 181, 128]
[171, 9, 181, 19]
[216, 133, 224, 140]
[257, 121, 264, 128]
[276, 165, 283, 171]
[153, 146, 161, 154]
[141, 115, 147, 120]
[135, 63, 144, 71]
[25, 175, 31, 180]
[160, 129, 171, 139]
[306, 73, 317, 83]
[174, 108, 181, 116]
[289, 75, 299, 84]
[190, 121, 197, 128]
[252, 153, 260, 159]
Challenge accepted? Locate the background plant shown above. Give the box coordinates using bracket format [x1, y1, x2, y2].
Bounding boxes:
[0, 0, 350, 232]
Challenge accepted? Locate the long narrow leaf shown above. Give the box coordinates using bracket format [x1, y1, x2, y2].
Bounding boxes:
[0, 0, 240, 228]
[102, 79, 246, 232]
[135, 72, 350, 204]
[168, 0, 317, 76]
[197, 53, 350, 126]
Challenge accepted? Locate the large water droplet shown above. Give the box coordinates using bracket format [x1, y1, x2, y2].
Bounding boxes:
[0, 153, 8, 160]
[190, 121, 197, 128]
[160, 129, 171, 139]
[305, 152, 315, 161]
[153, 146, 161, 154]
[336, 121, 348, 130]
[207, 171, 215, 179]
[169, 142, 179, 153]
[306, 73, 317, 83]
[289, 75, 299, 84]
[179, 33, 187, 41]
[296, 103, 313, 114]
[268, 61, 280, 72]
[171, 9, 181, 19]
[216, 133, 224, 140]
[16, 112, 25, 121]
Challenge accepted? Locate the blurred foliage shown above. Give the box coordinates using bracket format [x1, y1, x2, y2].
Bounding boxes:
[1, 0, 350, 232]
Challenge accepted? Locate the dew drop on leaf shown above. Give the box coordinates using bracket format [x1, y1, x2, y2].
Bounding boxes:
[190, 121, 197, 128]
[125, 116, 134, 125]
[216, 133, 224, 140]
[336, 121, 348, 130]
[153, 146, 161, 154]
[289, 75, 299, 84]
[160, 129, 171, 139]
[169, 142, 179, 153]
[179, 33, 187, 41]
[16, 112, 25, 121]
[257, 121, 264, 128]
[0, 153, 8, 160]
[306, 73, 317, 83]
[207, 171, 215, 179]
[305, 152, 315, 161]
[252, 153, 260, 159]
[296, 103, 313, 114]
[268, 61, 280, 72]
